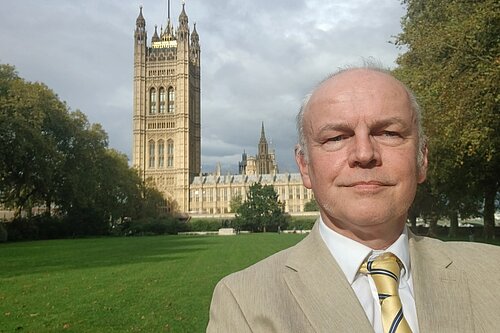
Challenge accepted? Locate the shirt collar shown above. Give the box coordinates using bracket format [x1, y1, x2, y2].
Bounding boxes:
[318, 217, 411, 284]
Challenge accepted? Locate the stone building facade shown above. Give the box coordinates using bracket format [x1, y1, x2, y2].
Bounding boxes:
[133, 5, 201, 212]
[132, 5, 313, 216]
[188, 173, 314, 216]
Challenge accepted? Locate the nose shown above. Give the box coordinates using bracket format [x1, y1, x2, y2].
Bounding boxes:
[348, 134, 380, 168]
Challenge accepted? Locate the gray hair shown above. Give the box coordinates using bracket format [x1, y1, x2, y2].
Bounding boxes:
[296, 61, 426, 167]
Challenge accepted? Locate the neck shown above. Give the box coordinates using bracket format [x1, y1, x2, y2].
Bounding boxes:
[321, 215, 405, 250]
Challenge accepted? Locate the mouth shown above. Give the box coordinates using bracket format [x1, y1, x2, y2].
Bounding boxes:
[341, 180, 394, 192]
[347, 181, 390, 187]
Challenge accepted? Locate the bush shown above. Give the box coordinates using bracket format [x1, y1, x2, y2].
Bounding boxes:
[4, 215, 72, 242]
[65, 209, 110, 236]
[120, 217, 188, 236]
[287, 217, 316, 231]
[187, 218, 224, 232]
[0, 222, 8, 242]
[5, 218, 39, 241]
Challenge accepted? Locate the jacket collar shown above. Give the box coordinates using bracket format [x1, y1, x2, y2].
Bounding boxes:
[282, 222, 474, 332]
[409, 232, 473, 332]
[283, 222, 373, 332]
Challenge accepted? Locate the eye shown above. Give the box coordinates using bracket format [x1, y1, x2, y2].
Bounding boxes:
[382, 131, 401, 137]
[374, 130, 406, 146]
[326, 135, 345, 142]
[320, 134, 352, 151]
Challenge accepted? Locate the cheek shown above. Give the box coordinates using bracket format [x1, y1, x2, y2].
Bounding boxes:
[308, 155, 343, 186]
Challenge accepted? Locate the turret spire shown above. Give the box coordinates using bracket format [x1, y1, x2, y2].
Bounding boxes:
[177, 1, 189, 41]
[135, 5, 146, 28]
[168, 0, 171, 21]
[152, 25, 160, 43]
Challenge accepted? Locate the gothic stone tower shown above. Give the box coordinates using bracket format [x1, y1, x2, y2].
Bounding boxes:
[257, 122, 272, 174]
[133, 4, 201, 213]
[238, 123, 279, 176]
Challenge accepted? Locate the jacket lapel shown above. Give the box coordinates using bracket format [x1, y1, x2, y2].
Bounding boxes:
[410, 234, 474, 332]
[283, 223, 373, 332]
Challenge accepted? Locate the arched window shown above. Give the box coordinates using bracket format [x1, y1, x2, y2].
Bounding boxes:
[150, 88, 157, 114]
[159, 87, 166, 113]
[149, 140, 155, 168]
[168, 87, 175, 113]
[158, 140, 165, 168]
[167, 139, 174, 167]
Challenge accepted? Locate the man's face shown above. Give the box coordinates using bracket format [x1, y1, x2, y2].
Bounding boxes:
[296, 70, 427, 235]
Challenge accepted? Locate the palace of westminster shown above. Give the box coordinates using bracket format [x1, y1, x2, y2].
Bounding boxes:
[133, 5, 314, 217]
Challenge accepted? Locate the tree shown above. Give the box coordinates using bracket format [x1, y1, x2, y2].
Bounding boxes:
[0, 63, 174, 238]
[304, 198, 319, 212]
[0, 67, 70, 217]
[394, 0, 499, 238]
[235, 183, 286, 232]
[229, 194, 242, 213]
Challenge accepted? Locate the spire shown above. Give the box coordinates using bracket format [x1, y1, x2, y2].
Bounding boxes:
[190, 22, 200, 62]
[152, 25, 160, 43]
[178, 2, 189, 41]
[179, 2, 188, 23]
[260, 122, 267, 141]
[258, 122, 269, 159]
[192, 23, 199, 39]
[191, 23, 199, 45]
[135, 6, 146, 28]
[135, 6, 147, 46]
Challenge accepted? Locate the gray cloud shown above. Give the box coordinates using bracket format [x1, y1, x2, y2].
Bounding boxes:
[0, 0, 406, 174]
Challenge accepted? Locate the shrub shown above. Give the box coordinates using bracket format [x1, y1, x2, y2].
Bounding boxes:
[0, 222, 8, 242]
[287, 218, 316, 231]
[5, 218, 39, 241]
[187, 218, 224, 232]
[120, 217, 188, 236]
[3, 215, 73, 242]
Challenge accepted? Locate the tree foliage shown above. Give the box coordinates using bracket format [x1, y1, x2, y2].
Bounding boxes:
[235, 183, 286, 232]
[303, 198, 319, 212]
[394, 0, 499, 238]
[229, 194, 242, 213]
[0, 64, 170, 238]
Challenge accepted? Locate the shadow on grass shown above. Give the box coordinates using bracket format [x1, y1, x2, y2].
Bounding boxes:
[0, 235, 219, 278]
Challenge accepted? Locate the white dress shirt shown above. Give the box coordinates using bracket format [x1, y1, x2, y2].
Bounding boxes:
[319, 217, 419, 333]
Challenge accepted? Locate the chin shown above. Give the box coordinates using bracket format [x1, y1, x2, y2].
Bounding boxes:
[322, 205, 385, 227]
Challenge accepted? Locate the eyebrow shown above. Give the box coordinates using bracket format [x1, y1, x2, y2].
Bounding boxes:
[369, 117, 410, 130]
[315, 116, 411, 134]
[316, 122, 352, 135]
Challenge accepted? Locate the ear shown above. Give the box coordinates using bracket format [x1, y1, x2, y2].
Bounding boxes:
[417, 144, 428, 184]
[295, 145, 312, 189]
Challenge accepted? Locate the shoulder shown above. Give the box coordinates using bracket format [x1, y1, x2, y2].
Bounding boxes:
[412, 234, 500, 267]
[219, 242, 296, 290]
[219, 228, 321, 289]
[414, 234, 500, 254]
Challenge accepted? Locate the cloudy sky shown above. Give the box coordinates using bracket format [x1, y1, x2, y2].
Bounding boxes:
[0, 0, 407, 174]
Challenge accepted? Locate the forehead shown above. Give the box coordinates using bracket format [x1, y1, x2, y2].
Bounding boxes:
[306, 69, 414, 123]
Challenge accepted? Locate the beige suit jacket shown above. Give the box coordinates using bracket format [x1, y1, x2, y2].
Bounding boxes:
[207, 222, 500, 332]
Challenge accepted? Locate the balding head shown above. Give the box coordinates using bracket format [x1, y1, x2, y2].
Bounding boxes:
[293, 64, 428, 248]
[296, 66, 426, 168]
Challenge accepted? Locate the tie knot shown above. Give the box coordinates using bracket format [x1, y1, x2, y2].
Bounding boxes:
[367, 252, 402, 280]
[359, 252, 402, 296]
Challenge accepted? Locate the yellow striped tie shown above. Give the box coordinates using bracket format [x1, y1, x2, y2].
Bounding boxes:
[360, 253, 412, 333]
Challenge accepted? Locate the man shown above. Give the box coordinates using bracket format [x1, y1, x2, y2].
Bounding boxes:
[207, 65, 500, 332]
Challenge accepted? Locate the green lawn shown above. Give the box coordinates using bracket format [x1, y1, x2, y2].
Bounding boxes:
[0, 234, 305, 332]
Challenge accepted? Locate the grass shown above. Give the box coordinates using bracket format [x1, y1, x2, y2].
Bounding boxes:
[2, 231, 497, 333]
[0, 233, 305, 333]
